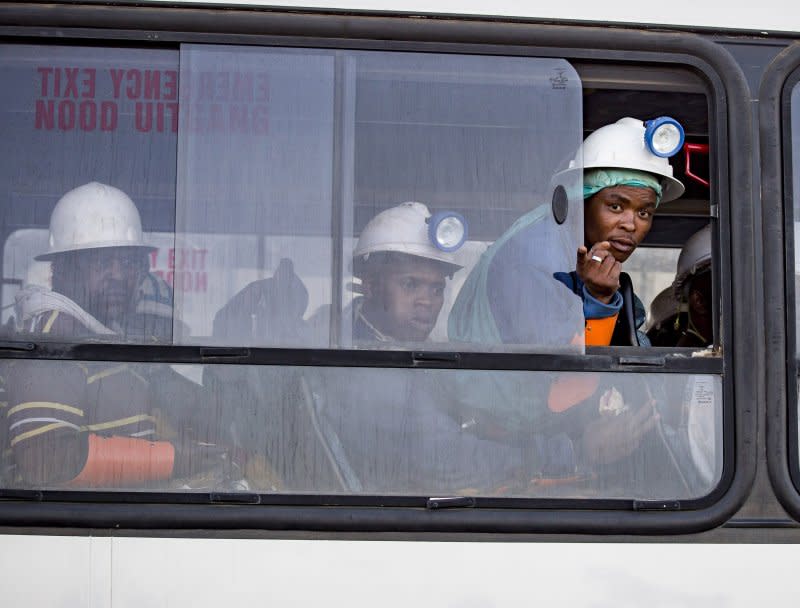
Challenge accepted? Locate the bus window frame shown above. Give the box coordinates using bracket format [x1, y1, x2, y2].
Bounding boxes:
[0, 2, 753, 535]
[761, 41, 800, 520]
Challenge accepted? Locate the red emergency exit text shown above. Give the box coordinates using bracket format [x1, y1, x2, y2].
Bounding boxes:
[149, 247, 208, 293]
[34, 66, 270, 135]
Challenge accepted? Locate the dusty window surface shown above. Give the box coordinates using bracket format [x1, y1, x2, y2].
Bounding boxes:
[2, 360, 721, 500]
[0, 43, 721, 501]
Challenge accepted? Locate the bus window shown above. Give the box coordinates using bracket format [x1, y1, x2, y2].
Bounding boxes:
[0, 38, 725, 507]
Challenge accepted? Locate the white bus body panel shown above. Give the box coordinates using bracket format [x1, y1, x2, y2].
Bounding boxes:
[148, 0, 800, 34]
[1, 535, 798, 606]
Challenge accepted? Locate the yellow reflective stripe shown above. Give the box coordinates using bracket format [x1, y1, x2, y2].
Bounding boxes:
[83, 414, 155, 432]
[42, 310, 59, 333]
[86, 364, 129, 385]
[7, 401, 84, 418]
[10, 421, 72, 447]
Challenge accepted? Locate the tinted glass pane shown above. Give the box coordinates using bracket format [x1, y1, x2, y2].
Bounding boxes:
[1, 360, 721, 500]
[175, 46, 335, 346]
[0, 45, 179, 343]
[342, 54, 584, 351]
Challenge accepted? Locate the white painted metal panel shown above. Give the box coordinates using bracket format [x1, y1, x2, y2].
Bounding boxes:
[2, 537, 799, 606]
[145, 0, 800, 34]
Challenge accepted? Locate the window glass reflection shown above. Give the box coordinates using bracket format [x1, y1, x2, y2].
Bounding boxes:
[175, 46, 335, 347]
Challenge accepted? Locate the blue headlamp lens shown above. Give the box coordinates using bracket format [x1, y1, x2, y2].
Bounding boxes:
[428, 211, 467, 252]
[644, 116, 685, 158]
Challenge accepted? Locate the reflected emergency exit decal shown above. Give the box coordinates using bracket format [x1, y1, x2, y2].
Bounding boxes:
[35, 67, 179, 133]
[149, 248, 209, 293]
[182, 71, 270, 134]
[33, 66, 270, 134]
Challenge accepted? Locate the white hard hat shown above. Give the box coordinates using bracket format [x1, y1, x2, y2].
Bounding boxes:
[644, 286, 684, 334]
[567, 117, 686, 204]
[37, 182, 154, 260]
[672, 224, 712, 299]
[354, 202, 463, 276]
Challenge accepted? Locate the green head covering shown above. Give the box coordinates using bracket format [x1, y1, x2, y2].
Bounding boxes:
[583, 168, 663, 206]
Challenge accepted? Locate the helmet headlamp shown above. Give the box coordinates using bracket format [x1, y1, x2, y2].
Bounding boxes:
[428, 211, 467, 252]
[644, 116, 685, 158]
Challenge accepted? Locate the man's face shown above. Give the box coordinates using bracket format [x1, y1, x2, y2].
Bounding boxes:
[584, 185, 657, 263]
[363, 256, 448, 341]
[72, 247, 146, 325]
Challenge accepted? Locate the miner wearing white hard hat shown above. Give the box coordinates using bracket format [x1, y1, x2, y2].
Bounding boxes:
[351, 201, 463, 343]
[672, 224, 713, 347]
[304, 202, 547, 494]
[16, 181, 158, 337]
[450, 116, 685, 349]
[445, 117, 687, 478]
[6, 182, 233, 489]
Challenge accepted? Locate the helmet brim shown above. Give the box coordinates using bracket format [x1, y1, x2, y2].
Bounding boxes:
[36, 242, 157, 261]
[659, 175, 686, 204]
[353, 250, 463, 279]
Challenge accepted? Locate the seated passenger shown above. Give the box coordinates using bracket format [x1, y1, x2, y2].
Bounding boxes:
[5, 182, 234, 488]
[203, 203, 481, 494]
[304, 203, 544, 494]
[672, 225, 713, 347]
[443, 120, 697, 493]
[13, 184, 176, 343]
[449, 117, 685, 347]
[350, 201, 462, 343]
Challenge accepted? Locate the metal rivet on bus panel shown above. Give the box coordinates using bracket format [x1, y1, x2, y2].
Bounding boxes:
[551, 185, 568, 225]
